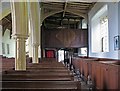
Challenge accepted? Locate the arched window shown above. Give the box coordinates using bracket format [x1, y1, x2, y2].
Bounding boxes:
[91, 5, 109, 52]
[100, 16, 109, 52]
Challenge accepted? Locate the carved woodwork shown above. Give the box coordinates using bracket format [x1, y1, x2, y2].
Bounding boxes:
[42, 28, 88, 48]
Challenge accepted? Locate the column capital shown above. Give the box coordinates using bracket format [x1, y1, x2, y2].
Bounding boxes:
[12, 34, 29, 39]
[32, 43, 40, 47]
[40, 24, 42, 26]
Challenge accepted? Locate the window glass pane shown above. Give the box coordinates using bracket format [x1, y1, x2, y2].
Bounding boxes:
[78, 47, 87, 56]
[7, 44, 10, 54]
[2, 43, 5, 54]
[100, 16, 109, 52]
[81, 47, 87, 55]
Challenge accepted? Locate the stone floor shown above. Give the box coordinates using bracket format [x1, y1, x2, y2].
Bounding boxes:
[74, 75, 94, 91]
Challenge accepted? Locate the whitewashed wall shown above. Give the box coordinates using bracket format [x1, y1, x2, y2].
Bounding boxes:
[89, 2, 119, 59]
[0, 25, 2, 55]
[2, 29, 15, 58]
[0, 2, 11, 20]
[82, 19, 87, 29]
[118, 2, 120, 59]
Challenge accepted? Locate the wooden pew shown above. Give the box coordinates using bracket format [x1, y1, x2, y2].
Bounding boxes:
[28, 68, 69, 72]
[40, 58, 57, 62]
[2, 71, 73, 77]
[98, 61, 120, 89]
[28, 62, 64, 65]
[2, 57, 15, 71]
[1, 56, 62, 71]
[27, 67, 67, 70]
[2, 69, 74, 81]
[28, 63, 65, 68]
[72, 57, 120, 90]
[2, 58, 81, 90]
[38, 63, 64, 66]
[2, 74, 73, 81]
[72, 57, 98, 81]
[27, 61, 67, 69]
[2, 72, 72, 76]
[3, 69, 70, 74]
[2, 56, 31, 71]
[2, 81, 81, 91]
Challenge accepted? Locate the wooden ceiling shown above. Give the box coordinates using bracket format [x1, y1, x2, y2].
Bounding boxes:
[44, 12, 83, 29]
[0, 2, 95, 34]
[41, 2, 95, 14]
[41, 2, 95, 28]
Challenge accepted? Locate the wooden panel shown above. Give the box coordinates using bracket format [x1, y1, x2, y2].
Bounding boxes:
[82, 60, 88, 79]
[95, 62, 101, 89]
[2, 81, 81, 90]
[100, 62, 119, 89]
[72, 57, 120, 90]
[72, 58, 80, 70]
[100, 63, 109, 89]
[108, 65, 119, 89]
[87, 61, 92, 77]
[79, 59, 83, 74]
[118, 66, 120, 89]
[42, 28, 88, 48]
[91, 61, 96, 84]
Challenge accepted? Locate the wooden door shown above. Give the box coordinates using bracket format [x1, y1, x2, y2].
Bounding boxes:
[45, 50, 55, 58]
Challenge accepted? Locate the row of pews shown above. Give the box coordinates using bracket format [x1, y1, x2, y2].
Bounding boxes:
[1, 56, 32, 71]
[1, 56, 15, 71]
[72, 57, 120, 90]
[1, 57, 81, 91]
[2, 55, 119, 90]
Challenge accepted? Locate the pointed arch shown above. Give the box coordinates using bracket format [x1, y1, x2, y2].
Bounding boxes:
[41, 9, 87, 24]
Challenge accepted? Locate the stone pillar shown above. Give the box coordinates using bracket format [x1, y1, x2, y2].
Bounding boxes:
[10, 1, 29, 70]
[32, 44, 39, 63]
[38, 25, 42, 58]
[15, 37, 26, 70]
[29, 2, 41, 63]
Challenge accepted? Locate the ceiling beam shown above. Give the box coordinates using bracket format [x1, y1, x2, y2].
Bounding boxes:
[66, 9, 87, 19]
[68, 2, 93, 5]
[43, 2, 63, 6]
[4, 17, 11, 23]
[60, 1, 68, 26]
[66, 8, 87, 13]
[43, 6, 63, 10]
[41, 9, 64, 23]
[87, 2, 96, 12]
[43, 4, 63, 8]
[62, 1, 67, 18]
[46, 16, 82, 20]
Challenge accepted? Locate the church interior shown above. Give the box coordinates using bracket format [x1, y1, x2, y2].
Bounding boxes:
[0, 0, 120, 90]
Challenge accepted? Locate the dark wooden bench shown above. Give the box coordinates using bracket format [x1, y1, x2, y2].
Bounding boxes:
[27, 62, 64, 67]
[3, 69, 70, 74]
[2, 71, 73, 76]
[2, 81, 81, 91]
[27, 67, 67, 70]
[2, 69, 74, 81]
[2, 58, 81, 90]
[1, 57, 15, 71]
[40, 58, 57, 62]
[28, 64, 65, 68]
[72, 57, 120, 89]
[2, 74, 73, 81]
